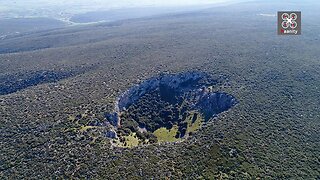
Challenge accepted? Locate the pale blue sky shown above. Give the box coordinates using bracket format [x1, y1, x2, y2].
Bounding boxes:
[0, 0, 233, 11]
[0, 0, 240, 19]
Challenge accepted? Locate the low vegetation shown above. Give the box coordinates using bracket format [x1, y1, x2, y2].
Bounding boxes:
[0, 1, 319, 178]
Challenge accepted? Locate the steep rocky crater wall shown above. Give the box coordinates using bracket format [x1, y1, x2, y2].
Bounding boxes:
[105, 72, 238, 147]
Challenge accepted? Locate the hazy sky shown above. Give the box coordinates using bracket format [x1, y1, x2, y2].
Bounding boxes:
[1, 0, 230, 7]
[0, 0, 232, 12]
[0, 0, 237, 19]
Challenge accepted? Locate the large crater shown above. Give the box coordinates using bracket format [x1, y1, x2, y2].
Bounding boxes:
[106, 72, 237, 147]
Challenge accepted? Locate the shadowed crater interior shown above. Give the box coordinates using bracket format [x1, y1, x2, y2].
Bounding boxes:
[106, 72, 237, 147]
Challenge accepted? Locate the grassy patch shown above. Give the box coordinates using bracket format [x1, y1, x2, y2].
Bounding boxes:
[113, 133, 141, 148]
[153, 125, 180, 142]
[79, 125, 94, 132]
[153, 111, 204, 143]
[124, 133, 140, 147]
[185, 111, 203, 134]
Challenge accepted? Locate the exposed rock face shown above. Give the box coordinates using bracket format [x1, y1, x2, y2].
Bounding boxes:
[105, 130, 117, 139]
[105, 112, 120, 127]
[105, 72, 238, 147]
[106, 72, 237, 128]
[195, 92, 237, 120]
[117, 72, 211, 111]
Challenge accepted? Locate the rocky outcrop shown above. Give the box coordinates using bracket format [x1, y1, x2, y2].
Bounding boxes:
[105, 72, 237, 128]
[117, 72, 212, 111]
[105, 130, 117, 139]
[195, 92, 237, 119]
